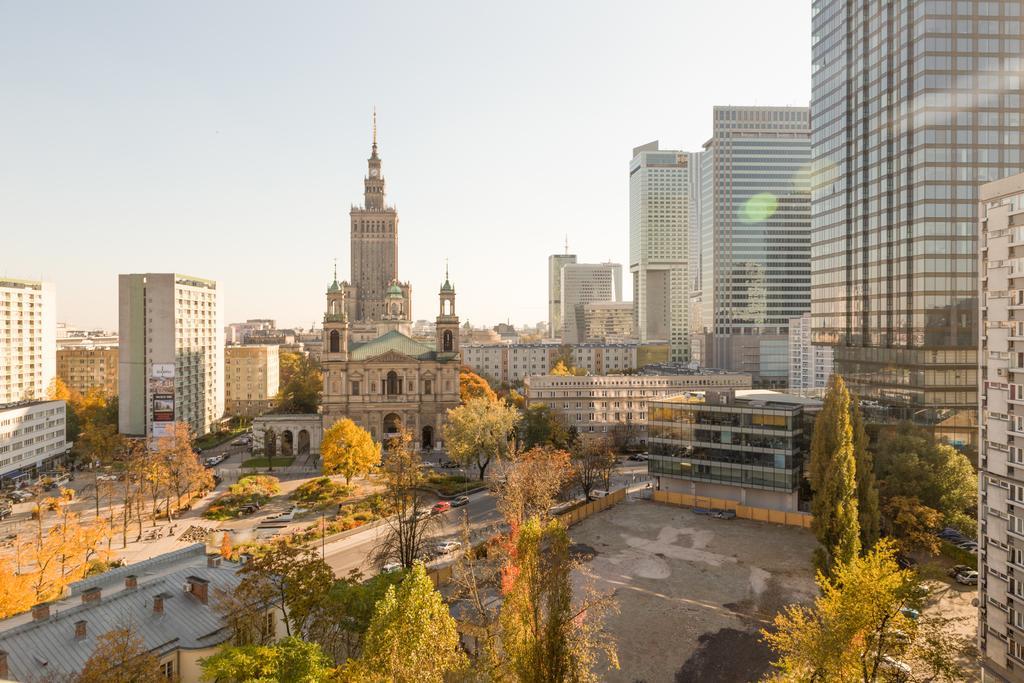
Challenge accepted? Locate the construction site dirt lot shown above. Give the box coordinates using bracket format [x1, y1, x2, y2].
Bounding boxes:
[570, 499, 818, 683]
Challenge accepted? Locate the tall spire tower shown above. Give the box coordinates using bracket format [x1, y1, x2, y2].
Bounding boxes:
[347, 108, 407, 324]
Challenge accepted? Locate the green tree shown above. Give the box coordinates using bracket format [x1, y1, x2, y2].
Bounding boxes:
[810, 376, 861, 576]
[346, 563, 466, 683]
[874, 424, 977, 537]
[321, 418, 380, 485]
[500, 517, 618, 682]
[275, 351, 322, 414]
[519, 403, 571, 449]
[762, 539, 971, 682]
[78, 626, 163, 683]
[850, 397, 880, 550]
[883, 495, 943, 556]
[460, 366, 498, 403]
[200, 636, 333, 683]
[445, 396, 519, 480]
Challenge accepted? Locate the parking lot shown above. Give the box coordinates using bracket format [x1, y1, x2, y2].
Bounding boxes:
[570, 499, 818, 682]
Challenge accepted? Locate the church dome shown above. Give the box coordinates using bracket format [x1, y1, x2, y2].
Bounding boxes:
[440, 279, 454, 293]
[386, 282, 403, 298]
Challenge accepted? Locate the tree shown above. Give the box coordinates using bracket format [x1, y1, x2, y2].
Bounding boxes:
[494, 446, 572, 530]
[550, 360, 574, 377]
[228, 540, 335, 641]
[200, 636, 333, 683]
[850, 397, 880, 550]
[609, 421, 639, 453]
[275, 351, 322, 413]
[78, 625, 163, 683]
[372, 430, 439, 569]
[346, 563, 466, 683]
[883, 496, 943, 556]
[460, 366, 497, 403]
[0, 558, 35, 619]
[154, 422, 213, 520]
[321, 418, 381, 485]
[445, 396, 519, 480]
[810, 376, 860, 576]
[305, 570, 405, 664]
[874, 424, 977, 537]
[762, 539, 971, 682]
[220, 531, 233, 560]
[519, 403, 571, 450]
[500, 517, 618, 682]
[571, 435, 617, 501]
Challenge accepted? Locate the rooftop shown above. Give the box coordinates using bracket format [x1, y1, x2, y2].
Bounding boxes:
[0, 544, 241, 681]
[658, 389, 822, 412]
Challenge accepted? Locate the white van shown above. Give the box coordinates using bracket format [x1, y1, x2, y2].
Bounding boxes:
[589, 489, 610, 501]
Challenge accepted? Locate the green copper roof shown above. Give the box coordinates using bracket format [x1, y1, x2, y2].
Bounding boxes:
[440, 279, 454, 293]
[328, 280, 340, 293]
[386, 282, 403, 297]
[349, 330, 437, 361]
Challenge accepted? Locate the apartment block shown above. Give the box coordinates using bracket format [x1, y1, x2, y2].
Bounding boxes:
[118, 274, 224, 439]
[788, 313, 833, 395]
[224, 345, 280, 417]
[56, 345, 119, 397]
[978, 172, 1024, 680]
[583, 301, 636, 342]
[462, 342, 642, 385]
[0, 400, 70, 483]
[0, 279, 56, 406]
[524, 372, 752, 439]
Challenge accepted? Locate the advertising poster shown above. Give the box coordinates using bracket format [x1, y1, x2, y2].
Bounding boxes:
[149, 363, 175, 444]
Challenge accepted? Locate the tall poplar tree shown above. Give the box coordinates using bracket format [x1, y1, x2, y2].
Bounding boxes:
[849, 396, 880, 550]
[810, 376, 861, 576]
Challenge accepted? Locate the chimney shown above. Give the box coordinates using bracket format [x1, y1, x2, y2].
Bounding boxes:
[153, 594, 164, 615]
[125, 575, 138, 590]
[0, 650, 8, 679]
[187, 576, 209, 604]
[207, 554, 221, 568]
[81, 587, 101, 604]
[239, 552, 253, 565]
[31, 603, 49, 621]
[74, 620, 87, 640]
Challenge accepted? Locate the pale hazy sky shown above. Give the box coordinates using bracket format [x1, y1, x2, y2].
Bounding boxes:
[1, 1, 811, 331]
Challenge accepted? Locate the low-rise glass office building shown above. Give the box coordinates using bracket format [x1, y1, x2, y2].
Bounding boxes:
[646, 389, 816, 512]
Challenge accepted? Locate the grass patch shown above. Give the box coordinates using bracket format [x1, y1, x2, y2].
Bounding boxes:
[241, 456, 295, 469]
[203, 474, 281, 520]
[196, 425, 248, 451]
[291, 477, 354, 510]
[424, 472, 477, 496]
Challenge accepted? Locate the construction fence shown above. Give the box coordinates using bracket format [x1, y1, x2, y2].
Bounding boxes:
[651, 490, 812, 529]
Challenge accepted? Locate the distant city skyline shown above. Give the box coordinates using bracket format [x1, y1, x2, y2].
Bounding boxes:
[1, 1, 811, 329]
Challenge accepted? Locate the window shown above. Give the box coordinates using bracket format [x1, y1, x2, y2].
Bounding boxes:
[160, 661, 174, 679]
[424, 379, 432, 395]
[350, 381, 360, 396]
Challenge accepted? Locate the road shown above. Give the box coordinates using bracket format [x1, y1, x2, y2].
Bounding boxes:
[320, 488, 501, 577]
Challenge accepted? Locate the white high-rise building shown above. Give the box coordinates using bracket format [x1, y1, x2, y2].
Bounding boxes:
[560, 262, 622, 343]
[548, 251, 577, 340]
[0, 278, 56, 406]
[629, 141, 698, 363]
[978, 173, 1024, 679]
[118, 274, 224, 439]
[787, 313, 832, 395]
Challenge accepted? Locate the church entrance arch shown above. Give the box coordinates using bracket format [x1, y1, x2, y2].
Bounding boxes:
[383, 413, 402, 439]
[281, 430, 294, 457]
[297, 430, 310, 456]
[422, 425, 434, 451]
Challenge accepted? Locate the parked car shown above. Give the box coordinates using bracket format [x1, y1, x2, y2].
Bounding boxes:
[0, 506, 12, 521]
[432, 501, 451, 514]
[440, 460, 459, 469]
[451, 495, 470, 508]
[9, 490, 33, 503]
[955, 570, 979, 586]
[948, 564, 972, 578]
[627, 454, 648, 462]
[895, 554, 917, 570]
[588, 489, 610, 500]
[381, 563, 401, 573]
[96, 473, 118, 482]
[433, 539, 462, 555]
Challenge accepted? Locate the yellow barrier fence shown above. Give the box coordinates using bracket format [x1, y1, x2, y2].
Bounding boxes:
[651, 490, 812, 529]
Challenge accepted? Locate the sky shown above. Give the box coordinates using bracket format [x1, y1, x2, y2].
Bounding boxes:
[0, 1, 812, 331]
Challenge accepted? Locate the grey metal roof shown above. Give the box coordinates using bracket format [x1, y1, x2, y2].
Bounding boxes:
[0, 546, 243, 681]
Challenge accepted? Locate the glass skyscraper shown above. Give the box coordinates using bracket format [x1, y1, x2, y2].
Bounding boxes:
[811, 0, 1023, 433]
[699, 106, 812, 387]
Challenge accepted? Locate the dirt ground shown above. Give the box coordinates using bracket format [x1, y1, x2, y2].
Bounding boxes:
[569, 499, 818, 683]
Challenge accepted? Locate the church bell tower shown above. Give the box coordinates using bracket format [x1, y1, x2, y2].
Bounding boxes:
[436, 266, 459, 357]
[324, 263, 349, 360]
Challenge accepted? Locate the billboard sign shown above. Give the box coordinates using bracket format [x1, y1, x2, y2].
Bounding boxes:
[149, 363, 175, 439]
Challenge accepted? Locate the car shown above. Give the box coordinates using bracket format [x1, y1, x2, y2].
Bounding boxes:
[900, 607, 920, 620]
[409, 509, 431, 522]
[381, 562, 401, 574]
[433, 539, 462, 555]
[955, 570, 979, 586]
[9, 490, 33, 502]
[440, 460, 459, 469]
[432, 501, 451, 514]
[588, 489, 610, 500]
[96, 473, 118, 482]
[451, 495, 470, 508]
[895, 554, 917, 570]
[0, 506, 11, 521]
[240, 503, 260, 515]
[948, 564, 972, 578]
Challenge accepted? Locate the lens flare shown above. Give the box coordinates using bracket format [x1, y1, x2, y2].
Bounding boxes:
[741, 192, 778, 222]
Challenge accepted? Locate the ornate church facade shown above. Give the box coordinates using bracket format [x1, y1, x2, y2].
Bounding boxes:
[320, 118, 461, 449]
